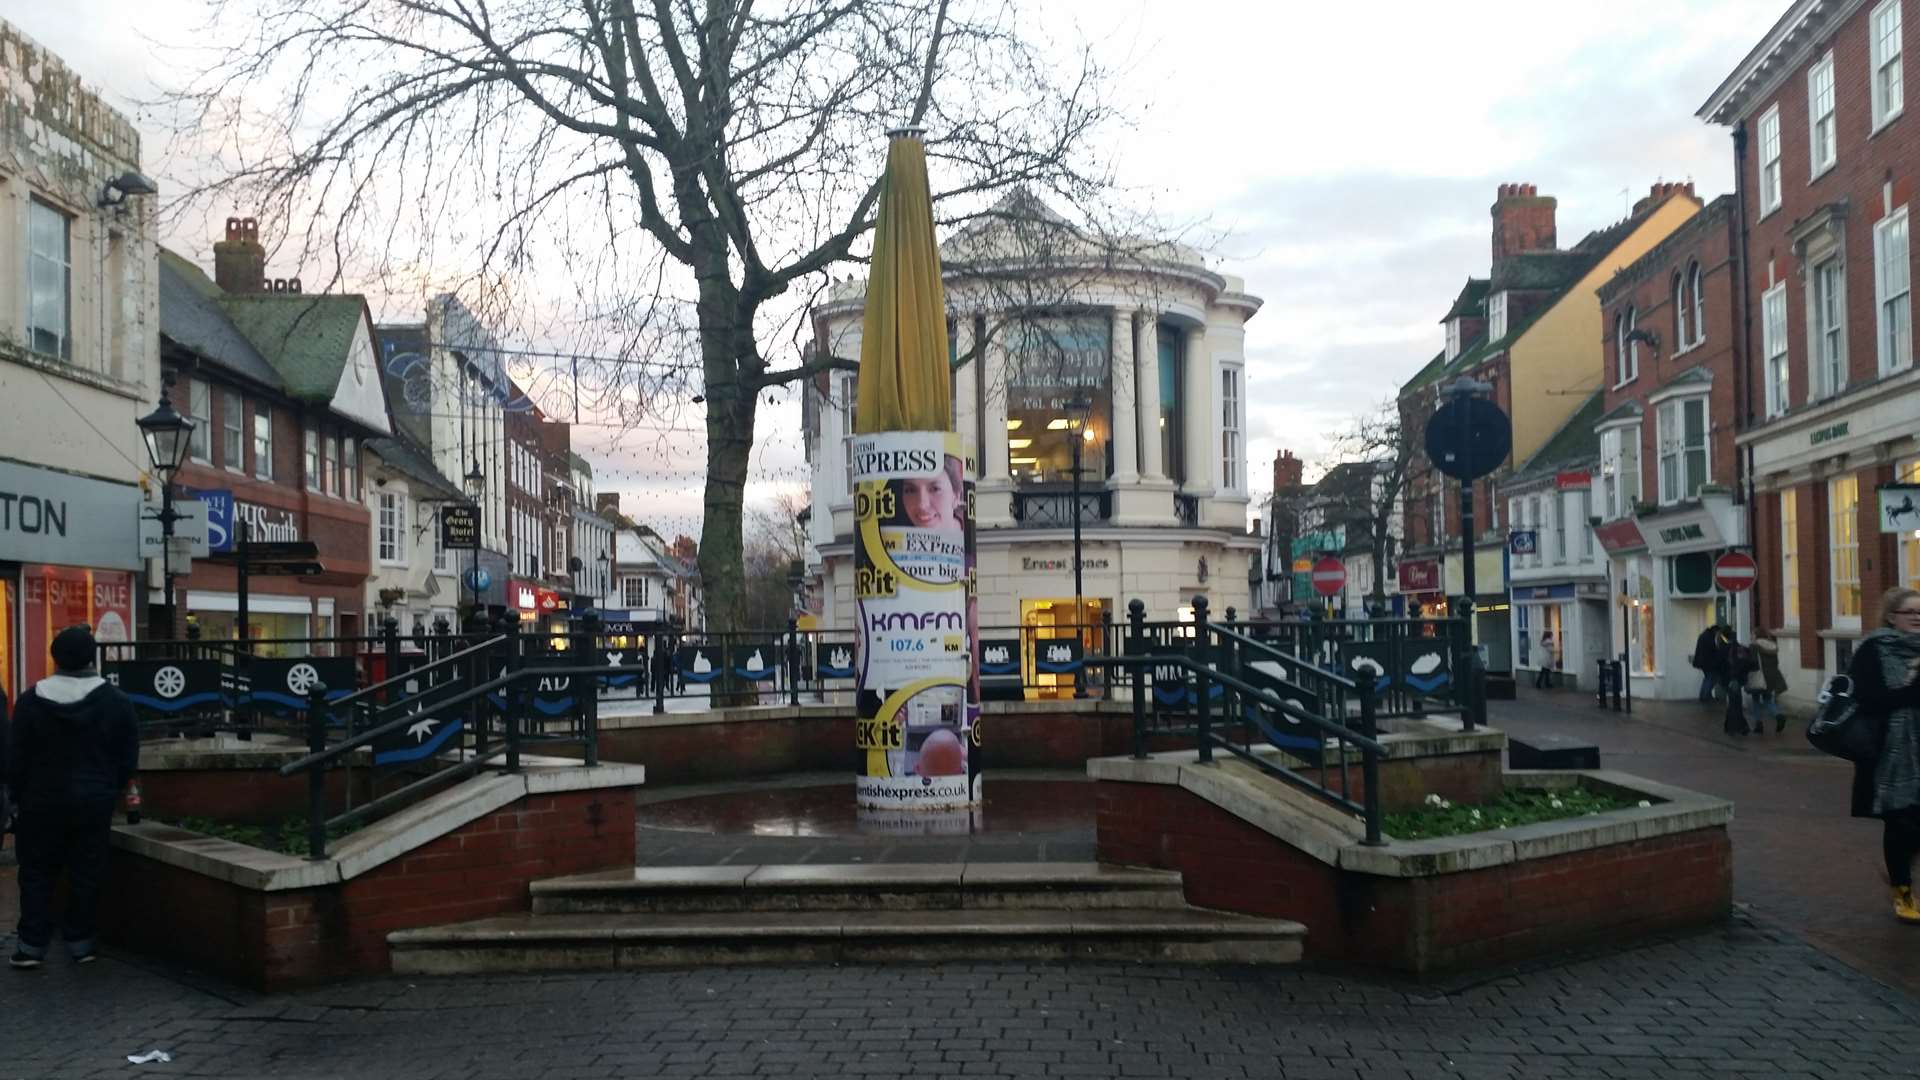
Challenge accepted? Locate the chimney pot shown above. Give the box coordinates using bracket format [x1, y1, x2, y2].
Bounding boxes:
[1491, 183, 1557, 264]
[214, 213, 267, 295]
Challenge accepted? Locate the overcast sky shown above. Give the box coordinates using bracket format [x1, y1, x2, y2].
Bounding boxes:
[8, 0, 1767, 538]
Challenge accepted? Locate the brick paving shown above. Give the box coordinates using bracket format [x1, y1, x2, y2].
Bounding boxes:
[1491, 686, 1919, 995]
[1, 914, 1915, 1079]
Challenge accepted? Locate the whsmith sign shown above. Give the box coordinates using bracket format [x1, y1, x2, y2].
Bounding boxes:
[0, 460, 142, 571]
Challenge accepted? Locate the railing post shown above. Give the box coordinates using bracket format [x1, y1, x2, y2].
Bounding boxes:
[304, 681, 330, 861]
[1129, 599, 1148, 759]
[503, 612, 524, 773]
[786, 617, 801, 708]
[1358, 678, 1383, 847]
[1454, 617, 1477, 732]
[382, 616, 401, 709]
[1620, 652, 1632, 714]
[653, 632, 669, 716]
[1193, 595, 1212, 764]
[1223, 605, 1240, 742]
[582, 610, 601, 767]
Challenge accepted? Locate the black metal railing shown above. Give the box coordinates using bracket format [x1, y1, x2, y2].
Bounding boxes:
[1012, 488, 1111, 527]
[1173, 494, 1199, 526]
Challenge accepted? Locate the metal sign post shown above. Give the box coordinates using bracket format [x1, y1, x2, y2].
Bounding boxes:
[1424, 378, 1511, 731]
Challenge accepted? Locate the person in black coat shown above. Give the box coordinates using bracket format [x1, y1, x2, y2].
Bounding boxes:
[1692, 624, 1726, 703]
[7, 626, 139, 969]
[1848, 588, 1920, 924]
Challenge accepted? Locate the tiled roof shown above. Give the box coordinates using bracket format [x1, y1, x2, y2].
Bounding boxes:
[219, 294, 369, 403]
[157, 249, 284, 389]
[367, 436, 466, 501]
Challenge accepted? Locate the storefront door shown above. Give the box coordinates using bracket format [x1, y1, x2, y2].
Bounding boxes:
[1019, 597, 1107, 699]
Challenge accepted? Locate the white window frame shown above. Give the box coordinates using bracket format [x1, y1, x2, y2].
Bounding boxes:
[1488, 292, 1508, 341]
[1578, 488, 1594, 558]
[26, 197, 73, 361]
[1810, 52, 1838, 178]
[187, 379, 211, 463]
[1781, 488, 1801, 626]
[1527, 495, 1542, 567]
[1898, 457, 1920, 592]
[1552, 491, 1566, 563]
[1656, 396, 1710, 505]
[304, 429, 320, 492]
[432, 507, 450, 572]
[1812, 256, 1847, 400]
[253, 405, 273, 481]
[222, 389, 245, 472]
[1830, 474, 1862, 628]
[1763, 283, 1790, 417]
[378, 491, 407, 567]
[1445, 319, 1462, 361]
[326, 436, 341, 497]
[1690, 263, 1706, 348]
[1614, 307, 1639, 386]
[1873, 0, 1905, 132]
[1221, 365, 1244, 492]
[1600, 429, 1622, 520]
[1759, 105, 1783, 214]
[1673, 272, 1692, 352]
[1877, 206, 1914, 376]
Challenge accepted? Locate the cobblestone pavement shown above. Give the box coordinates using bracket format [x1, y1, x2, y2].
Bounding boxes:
[1491, 687, 1919, 995]
[3, 916, 1916, 1079]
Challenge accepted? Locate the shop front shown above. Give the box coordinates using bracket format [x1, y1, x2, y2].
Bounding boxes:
[1594, 495, 1748, 701]
[1442, 545, 1510, 672]
[1398, 558, 1446, 618]
[172, 491, 370, 657]
[0, 460, 143, 695]
[1510, 581, 1611, 691]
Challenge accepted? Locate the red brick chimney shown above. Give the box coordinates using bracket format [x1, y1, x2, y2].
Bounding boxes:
[1273, 449, 1304, 491]
[595, 493, 621, 516]
[1631, 181, 1697, 217]
[214, 217, 266, 295]
[1490, 183, 1557, 264]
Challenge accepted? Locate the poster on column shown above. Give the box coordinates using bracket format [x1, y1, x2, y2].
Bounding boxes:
[852, 431, 979, 810]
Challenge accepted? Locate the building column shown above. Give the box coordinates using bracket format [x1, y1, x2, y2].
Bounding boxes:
[1182, 324, 1215, 496]
[952, 317, 979, 459]
[1109, 307, 1139, 485]
[977, 323, 1014, 528]
[1135, 313, 1166, 482]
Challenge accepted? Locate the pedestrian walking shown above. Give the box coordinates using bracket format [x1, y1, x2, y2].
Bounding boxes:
[1691, 624, 1726, 703]
[1848, 587, 1920, 924]
[1721, 631, 1755, 736]
[7, 626, 140, 969]
[1533, 631, 1558, 690]
[1747, 631, 1789, 734]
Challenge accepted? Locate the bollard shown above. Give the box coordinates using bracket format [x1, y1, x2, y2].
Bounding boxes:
[1358, 679, 1383, 847]
[1129, 599, 1148, 760]
[786, 618, 801, 708]
[304, 681, 330, 860]
[582, 610, 602, 767]
[1193, 595, 1213, 764]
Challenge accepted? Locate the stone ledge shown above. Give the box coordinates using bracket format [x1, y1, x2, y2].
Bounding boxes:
[111, 759, 646, 892]
[1093, 751, 1731, 879]
[138, 734, 373, 771]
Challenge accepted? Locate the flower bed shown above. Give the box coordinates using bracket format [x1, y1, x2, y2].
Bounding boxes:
[1383, 787, 1644, 840]
[166, 816, 362, 857]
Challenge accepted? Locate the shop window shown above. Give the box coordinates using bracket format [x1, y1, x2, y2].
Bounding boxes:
[27, 198, 72, 361]
[1830, 474, 1861, 624]
[222, 389, 244, 470]
[1782, 489, 1801, 624]
[1600, 424, 1640, 518]
[1515, 604, 1531, 667]
[1006, 315, 1110, 486]
[1899, 458, 1920, 590]
[1625, 556, 1657, 675]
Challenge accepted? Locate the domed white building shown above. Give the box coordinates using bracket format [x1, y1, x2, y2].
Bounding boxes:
[800, 196, 1263, 692]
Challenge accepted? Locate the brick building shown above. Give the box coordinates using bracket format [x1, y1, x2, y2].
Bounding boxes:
[1700, 0, 1920, 704]
[1591, 194, 1750, 698]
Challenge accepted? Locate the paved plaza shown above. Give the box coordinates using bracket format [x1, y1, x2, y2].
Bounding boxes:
[5, 690, 1920, 1077]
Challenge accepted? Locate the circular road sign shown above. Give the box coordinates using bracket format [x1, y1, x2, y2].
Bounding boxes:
[1425, 396, 1513, 481]
[1311, 556, 1348, 597]
[1713, 551, 1759, 593]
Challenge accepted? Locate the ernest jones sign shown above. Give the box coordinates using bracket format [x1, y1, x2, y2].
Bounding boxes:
[0, 460, 141, 570]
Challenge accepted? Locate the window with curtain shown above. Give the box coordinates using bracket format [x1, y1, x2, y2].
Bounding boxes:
[1615, 307, 1638, 385]
[1877, 207, 1912, 376]
[378, 491, 405, 565]
[1689, 263, 1705, 347]
[1830, 474, 1861, 623]
[27, 198, 72, 361]
[343, 438, 358, 499]
[1873, 0, 1904, 130]
[187, 380, 211, 462]
[1763, 284, 1789, 416]
[1781, 489, 1801, 624]
[1809, 53, 1837, 175]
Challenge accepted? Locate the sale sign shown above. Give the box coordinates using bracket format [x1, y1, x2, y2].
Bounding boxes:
[851, 431, 979, 810]
[21, 564, 135, 687]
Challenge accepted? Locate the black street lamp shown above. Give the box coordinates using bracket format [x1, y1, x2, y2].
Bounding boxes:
[598, 549, 611, 604]
[463, 458, 485, 617]
[137, 380, 196, 642]
[1066, 394, 1094, 699]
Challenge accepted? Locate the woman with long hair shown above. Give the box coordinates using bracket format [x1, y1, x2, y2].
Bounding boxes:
[1850, 587, 1920, 923]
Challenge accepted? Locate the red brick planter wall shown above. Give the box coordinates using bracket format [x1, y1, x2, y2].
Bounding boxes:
[103, 787, 636, 989]
[1097, 780, 1730, 975]
[138, 768, 378, 825]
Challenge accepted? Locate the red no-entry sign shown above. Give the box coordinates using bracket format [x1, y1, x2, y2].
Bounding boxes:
[1311, 556, 1347, 597]
[1713, 551, 1758, 593]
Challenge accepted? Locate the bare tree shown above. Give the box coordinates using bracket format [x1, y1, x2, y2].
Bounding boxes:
[163, 0, 1130, 634]
[1326, 398, 1423, 611]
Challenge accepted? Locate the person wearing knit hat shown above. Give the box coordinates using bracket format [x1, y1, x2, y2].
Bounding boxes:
[6, 624, 138, 969]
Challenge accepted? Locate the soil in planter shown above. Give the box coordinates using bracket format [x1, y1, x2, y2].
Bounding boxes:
[1382, 787, 1635, 841]
[167, 816, 363, 857]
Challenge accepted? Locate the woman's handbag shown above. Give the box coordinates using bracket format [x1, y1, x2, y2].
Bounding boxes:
[1806, 675, 1884, 763]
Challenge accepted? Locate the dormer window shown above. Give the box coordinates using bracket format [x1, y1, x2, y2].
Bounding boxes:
[1445, 319, 1462, 361]
[1488, 292, 1508, 342]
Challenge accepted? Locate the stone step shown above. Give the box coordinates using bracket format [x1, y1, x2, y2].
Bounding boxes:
[388, 907, 1306, 974]
[529, 862, 1188, 915]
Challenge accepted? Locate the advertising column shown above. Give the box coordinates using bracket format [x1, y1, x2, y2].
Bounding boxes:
[853, 433, 978, 809]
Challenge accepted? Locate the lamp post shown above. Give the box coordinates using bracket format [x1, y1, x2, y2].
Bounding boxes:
[463, 458, 485, 620]
[137, 380, 196, 643]
[598, 549, 611, 608]
[1066, 394, 1094, 699]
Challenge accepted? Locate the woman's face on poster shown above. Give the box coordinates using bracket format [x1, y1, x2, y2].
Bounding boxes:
[902, 470, 958, 529]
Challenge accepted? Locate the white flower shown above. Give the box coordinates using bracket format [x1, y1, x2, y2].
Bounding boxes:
[1470, 809, 1483, 821]
[1637, 800, 1652, 808]
[1425, 794, 1444, 807]
[1549, 797, 1564, 810]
